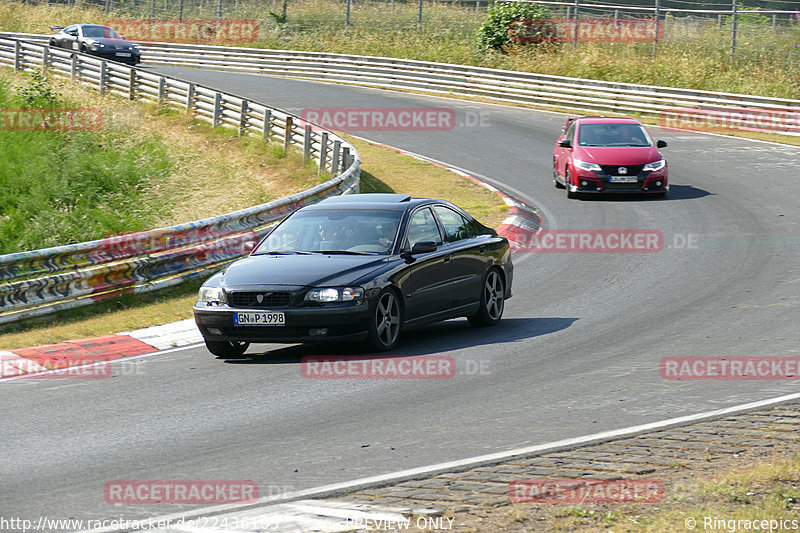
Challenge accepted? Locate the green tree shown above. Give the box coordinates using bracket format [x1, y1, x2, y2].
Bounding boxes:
[477, 1, 552, 52]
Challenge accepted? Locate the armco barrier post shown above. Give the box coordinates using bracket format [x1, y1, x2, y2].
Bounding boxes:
[186, 83, 195, 113]
[332, 140, 341, 175]
[284, 116, 293, 155]
[303, 124, 312, 163]
[319, 132, 328, 175]
[213, 92, 222, 127]
[158, 77, 166, 106]
[239, 100, 248, 136]
[99, 60, 107, 95]
[14, 40, 21, 71]
[262, 110, 271, 142]
[342, 147, 351, 171]
[71, 54, 78, 82]
[41, 46, 49, 75]
[128, 69, 136, 100]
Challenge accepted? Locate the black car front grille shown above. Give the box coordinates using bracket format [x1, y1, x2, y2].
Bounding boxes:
[222, 326, 304, 337]
[599, 164, 644, 176]
[228, 291, 292, 308]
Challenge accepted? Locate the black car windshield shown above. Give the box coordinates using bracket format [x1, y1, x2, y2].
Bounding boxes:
[83, 26, 122, 39]
[254, 208, 403, 255]
[577, 123, 653, 147]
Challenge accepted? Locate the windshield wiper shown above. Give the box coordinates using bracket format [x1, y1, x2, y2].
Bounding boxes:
[313, 250, 379, 255]
[254, 250, 312, 255]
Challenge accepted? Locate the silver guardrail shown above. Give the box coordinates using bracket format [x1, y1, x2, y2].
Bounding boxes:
[2, 31, 799, 132]
[0, 35, 360, 325]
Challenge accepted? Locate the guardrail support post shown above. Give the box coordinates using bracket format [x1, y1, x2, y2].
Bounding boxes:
[158, 77, 166, 106]
[318, 132, 328, 175]
[41, 46, 49, 76]
[213, 93, 222, 127]
[262, 110, 271, 142]
[71, 53, 78, 82]
[239, 100, 248, 136]
[283, 116, 293, 155]
[186, 83, 195, 113]
[342, 146, 351, 172]
[14, 40, 21, 71]
[99, 61, 107, 95]
[331, 140, 341, 175]
[303, 125, 312, 163]
[128, 69, 137, 100]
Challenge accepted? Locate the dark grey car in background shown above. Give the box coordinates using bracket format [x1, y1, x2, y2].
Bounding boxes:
[49, 24, 141, 65]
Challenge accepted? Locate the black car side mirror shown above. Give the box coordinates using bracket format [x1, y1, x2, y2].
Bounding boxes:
[558, 139, 572, 148]
[411, 241, 438, 254]
[656, 140, 667, 148]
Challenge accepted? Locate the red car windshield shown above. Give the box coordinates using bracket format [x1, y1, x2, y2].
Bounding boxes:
[578, 123, 652, 147]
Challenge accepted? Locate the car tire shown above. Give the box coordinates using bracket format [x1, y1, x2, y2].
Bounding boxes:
[468, 268, 505, 327]
[205, 340, 249, 358]
[553, 164, 565, 189]
[565, 169, 578, 199]
[49, 39, 57, 47]
[367, 288, 402, 351]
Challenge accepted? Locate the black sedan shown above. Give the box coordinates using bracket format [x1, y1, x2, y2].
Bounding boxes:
[193, 194, 513, 356]
[49, 24, 141, 65]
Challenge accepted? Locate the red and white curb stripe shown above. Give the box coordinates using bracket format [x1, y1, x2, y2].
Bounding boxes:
[0, 319, 202, 379]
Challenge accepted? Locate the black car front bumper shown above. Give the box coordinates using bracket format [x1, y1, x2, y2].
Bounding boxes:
[88, 50, 140, 64]
[193, 302, 372, 344]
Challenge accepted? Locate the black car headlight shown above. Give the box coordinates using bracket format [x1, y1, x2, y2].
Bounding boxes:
[198, 286, 226, 305]
[304, 287, 364, 303]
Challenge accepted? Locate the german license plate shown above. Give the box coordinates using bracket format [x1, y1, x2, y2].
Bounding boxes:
[610, 176, 638, 183]
[116, 52, 131, 57]
[234, 311, 285, 326]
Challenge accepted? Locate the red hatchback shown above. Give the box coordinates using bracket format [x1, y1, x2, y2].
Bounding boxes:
[553, 116, 668, 198]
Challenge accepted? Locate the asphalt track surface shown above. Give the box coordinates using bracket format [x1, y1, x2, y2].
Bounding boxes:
[2, 66, 799, 526]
